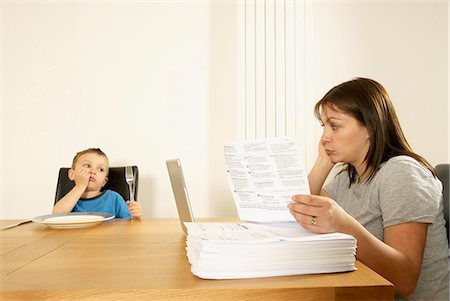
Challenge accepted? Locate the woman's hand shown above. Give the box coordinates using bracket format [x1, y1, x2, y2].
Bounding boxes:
[288, 194, 354, 234]
[127, 201, 143, 219]
[307, 138, 335, 195]
[316, 136, 335, 168]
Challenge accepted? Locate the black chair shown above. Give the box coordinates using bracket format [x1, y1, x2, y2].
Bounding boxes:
[54, 166, 139, 204]
[435, 164, 449, 244]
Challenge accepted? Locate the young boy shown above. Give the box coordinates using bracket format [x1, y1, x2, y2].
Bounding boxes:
[52, 148, 143, 219]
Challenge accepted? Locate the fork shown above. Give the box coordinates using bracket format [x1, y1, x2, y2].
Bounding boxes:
[125, 166, 135, 202]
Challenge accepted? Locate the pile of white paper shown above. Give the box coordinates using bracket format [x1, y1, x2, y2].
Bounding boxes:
[184, 138, 357, 279]
[185, 222, 357, 279]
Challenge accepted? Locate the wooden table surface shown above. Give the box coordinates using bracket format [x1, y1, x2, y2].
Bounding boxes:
[0, 219, 393, 300]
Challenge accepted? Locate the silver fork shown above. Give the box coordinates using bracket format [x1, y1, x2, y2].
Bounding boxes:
[125, 166, 135, 201]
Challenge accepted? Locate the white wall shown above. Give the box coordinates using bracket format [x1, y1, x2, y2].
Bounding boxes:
[0, 1, 237, 219]
[311, 1, 449, 166]
[1, 1, 448, 220]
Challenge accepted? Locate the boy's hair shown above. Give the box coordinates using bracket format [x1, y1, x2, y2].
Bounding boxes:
[71, 148, 109, 170]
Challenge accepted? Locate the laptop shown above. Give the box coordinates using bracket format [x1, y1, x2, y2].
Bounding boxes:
[166, 159, 195, 234]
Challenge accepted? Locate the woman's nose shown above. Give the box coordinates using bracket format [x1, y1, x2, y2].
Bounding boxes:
[322, 130, 331, 143]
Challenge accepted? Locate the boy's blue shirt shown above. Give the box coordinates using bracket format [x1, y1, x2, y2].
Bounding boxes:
[72, 189, 131, 219]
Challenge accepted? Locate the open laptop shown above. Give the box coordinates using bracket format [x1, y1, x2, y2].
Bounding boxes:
[166, 159, 195, 234]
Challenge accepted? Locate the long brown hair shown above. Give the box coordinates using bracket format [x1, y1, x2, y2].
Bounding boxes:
[314, 77, 435, 185]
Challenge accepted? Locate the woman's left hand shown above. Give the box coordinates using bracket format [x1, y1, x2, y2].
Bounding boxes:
[288, 194, 352, 234]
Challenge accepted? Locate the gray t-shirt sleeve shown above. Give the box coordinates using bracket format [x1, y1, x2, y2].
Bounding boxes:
[376, 157, 441, 228]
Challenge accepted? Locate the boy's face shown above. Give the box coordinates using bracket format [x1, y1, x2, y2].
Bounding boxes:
[69, 152, 109, 192]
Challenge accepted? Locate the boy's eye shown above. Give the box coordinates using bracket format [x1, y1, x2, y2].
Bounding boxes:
[99, 168, 105, 172]
[82, 163, 90, 168]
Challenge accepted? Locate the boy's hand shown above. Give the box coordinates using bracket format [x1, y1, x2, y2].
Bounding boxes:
[73, 168, 90, 190]
[127, 201, 143, 219]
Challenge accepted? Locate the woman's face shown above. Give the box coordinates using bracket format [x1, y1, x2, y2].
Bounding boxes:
[320, 105, 371, 173]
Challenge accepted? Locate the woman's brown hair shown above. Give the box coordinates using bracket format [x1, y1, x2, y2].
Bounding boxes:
[314, 77, 435, 185]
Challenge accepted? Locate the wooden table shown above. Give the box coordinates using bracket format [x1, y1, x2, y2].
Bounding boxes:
[0, 219, 393, 300]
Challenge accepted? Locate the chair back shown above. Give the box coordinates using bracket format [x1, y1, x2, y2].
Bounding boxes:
[435, 164, 449, 244]
[54, 166, 139, 204]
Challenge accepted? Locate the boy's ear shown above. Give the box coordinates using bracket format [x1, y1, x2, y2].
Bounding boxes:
[68, 169, 75, 181]
[102, 177, 108, 187]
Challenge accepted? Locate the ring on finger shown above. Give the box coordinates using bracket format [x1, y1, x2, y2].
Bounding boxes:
[310, 216, 317, 226]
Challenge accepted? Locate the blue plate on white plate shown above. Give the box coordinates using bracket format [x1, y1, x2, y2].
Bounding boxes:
[32, 212, 115, 229]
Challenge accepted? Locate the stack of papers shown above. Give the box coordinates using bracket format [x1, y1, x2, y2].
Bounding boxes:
[185, 222, 357, 279]
[184, 137, 357, 279]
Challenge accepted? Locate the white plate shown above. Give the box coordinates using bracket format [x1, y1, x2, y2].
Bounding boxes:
[32, 212, 115, 229]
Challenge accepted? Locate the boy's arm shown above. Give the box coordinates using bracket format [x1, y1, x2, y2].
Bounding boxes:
[52, 185, 86, 213]
[52, 169, 89, 214]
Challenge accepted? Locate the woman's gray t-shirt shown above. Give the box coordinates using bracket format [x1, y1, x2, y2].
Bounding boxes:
[324, 156, 449, 301]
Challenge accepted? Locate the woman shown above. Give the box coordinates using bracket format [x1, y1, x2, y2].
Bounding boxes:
[288, 78, 448, 300]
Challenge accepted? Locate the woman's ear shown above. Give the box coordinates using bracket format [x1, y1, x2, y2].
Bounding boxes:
[68, 169, 75, 181]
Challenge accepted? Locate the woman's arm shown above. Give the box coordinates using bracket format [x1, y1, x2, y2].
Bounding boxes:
[308, 139, 335, 195]
[349, 219, 427, 296]
[308, 158, 335, 195]
[288, 193, 427, 296]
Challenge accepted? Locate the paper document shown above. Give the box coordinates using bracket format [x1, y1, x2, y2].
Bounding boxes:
[185, 222, 355, 243]
[224, 137, 310, 222]
[184, 222, 357, 279]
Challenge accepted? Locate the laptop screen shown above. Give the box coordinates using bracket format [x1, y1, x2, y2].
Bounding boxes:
[166, 159, 195, 233]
